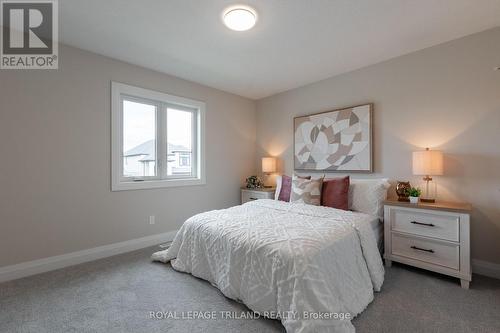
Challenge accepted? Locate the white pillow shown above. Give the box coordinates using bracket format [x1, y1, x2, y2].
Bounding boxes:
[349, 178, 390, 219]
[274, 175, 282, 200]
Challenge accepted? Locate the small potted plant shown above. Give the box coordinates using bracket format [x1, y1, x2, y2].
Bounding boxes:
[245, 175, 263, 189]
[406, 187, 422, 204]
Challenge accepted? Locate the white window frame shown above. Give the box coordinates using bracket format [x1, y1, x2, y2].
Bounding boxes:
[111, 82, 206, 191]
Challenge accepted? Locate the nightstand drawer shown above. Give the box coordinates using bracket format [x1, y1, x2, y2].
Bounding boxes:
[241, 189, 274, 204]
[391, 209, 459, 241]
[392, 233, 459, 270]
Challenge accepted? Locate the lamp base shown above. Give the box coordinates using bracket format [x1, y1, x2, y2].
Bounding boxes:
[420, 177, 437, 204]
[262, 173, 274, 188]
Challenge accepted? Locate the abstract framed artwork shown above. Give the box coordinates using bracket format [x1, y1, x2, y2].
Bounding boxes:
[294, 103, 373, 172]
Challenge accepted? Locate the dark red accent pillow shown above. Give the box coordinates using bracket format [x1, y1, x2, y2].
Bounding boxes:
[321, 176, 350, 210]
[278, 175, 311, 202]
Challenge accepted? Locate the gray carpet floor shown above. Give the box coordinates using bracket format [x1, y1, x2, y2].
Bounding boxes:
[1, 246, 499, 333]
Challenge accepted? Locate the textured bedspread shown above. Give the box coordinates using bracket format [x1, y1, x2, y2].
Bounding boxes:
[152, 199, 384, 332]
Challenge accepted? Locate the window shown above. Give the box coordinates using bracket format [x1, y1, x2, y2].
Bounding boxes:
[112, 82, 205, 191]
[179, 154, 191, 167]
[122, 99, 157, 178]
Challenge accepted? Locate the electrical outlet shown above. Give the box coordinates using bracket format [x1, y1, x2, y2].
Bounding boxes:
[149, 215, 155, 225]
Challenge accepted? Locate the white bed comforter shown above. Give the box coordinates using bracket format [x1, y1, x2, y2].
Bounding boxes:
[152, 199, 384, 332]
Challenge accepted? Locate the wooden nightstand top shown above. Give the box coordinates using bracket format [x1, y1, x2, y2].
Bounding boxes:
[241, 187, 276, 192]
[384, 199, 472, 213]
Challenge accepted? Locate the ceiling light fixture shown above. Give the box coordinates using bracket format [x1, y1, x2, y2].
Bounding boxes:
[222, 5, 257, 31]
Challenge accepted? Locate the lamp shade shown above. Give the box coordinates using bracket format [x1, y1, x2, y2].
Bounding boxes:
[412, 149, 443, 176]
[262, 157, 277, 173]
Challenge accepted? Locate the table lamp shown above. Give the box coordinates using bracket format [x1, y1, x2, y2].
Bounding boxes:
[261, 157, 277, 188]
[412, 148, 443, 203]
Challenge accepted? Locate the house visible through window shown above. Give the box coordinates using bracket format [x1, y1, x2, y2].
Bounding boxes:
[122, 100, 157, 178]
[167, 108, 193, 176]
[112, 82, 205, 191]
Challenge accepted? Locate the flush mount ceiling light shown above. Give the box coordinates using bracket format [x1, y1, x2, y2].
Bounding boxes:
[222, 5, 257, 31]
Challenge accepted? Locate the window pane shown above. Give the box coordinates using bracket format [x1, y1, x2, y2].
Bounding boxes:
[122, 100, 156, 177]
[167, 108, 193, 177]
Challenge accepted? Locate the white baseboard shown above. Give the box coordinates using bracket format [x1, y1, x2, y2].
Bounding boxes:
[2, 233, 497, 284]
[472, 259, 500, 280]
[0, 230, 178, 283]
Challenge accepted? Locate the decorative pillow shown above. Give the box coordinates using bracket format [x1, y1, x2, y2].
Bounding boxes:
[274, 175, 283, 200]
[276, 175, 311, 202]
[290, 176, 324, 206]
[321, 176, 350, 210]
[348, 178, 390, 219]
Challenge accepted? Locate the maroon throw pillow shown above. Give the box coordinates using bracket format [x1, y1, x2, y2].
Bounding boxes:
[278, 175, 311, 202]
[321, 176, 350, 210]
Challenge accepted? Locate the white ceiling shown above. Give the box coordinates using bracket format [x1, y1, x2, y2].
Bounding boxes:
[60, 0, 500, 99]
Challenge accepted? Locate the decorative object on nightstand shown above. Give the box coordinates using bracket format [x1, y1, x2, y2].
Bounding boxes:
[412, 148, 443, 203]
[406, 187, 421, 204]
[241, 187, 275, 204]
[261, 157, 277, 188]
[396, 181, 411, 202]
[383, 199, 472, 289]
[245, 175, 263, 189]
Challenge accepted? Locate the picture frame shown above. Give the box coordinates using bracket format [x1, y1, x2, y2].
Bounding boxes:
[293, 103, 373, 172]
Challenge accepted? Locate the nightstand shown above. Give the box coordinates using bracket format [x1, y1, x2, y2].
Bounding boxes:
[241, 188, 275, 204]
[383, 199, 472, 289]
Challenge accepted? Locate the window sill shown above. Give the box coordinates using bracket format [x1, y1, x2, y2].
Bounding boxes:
[112, 177, 206, 191]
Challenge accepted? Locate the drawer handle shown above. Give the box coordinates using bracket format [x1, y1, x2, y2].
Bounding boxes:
[249, 197, 258, 201]
[411, 245, 434, 253]
[411, 221, 435, 227]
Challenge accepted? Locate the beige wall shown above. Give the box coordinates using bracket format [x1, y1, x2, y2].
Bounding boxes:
[256, 28, 500, 264]
[0, 45, 256, 267]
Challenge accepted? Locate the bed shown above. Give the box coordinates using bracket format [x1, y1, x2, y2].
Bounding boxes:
[152, 198, 385, 332]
